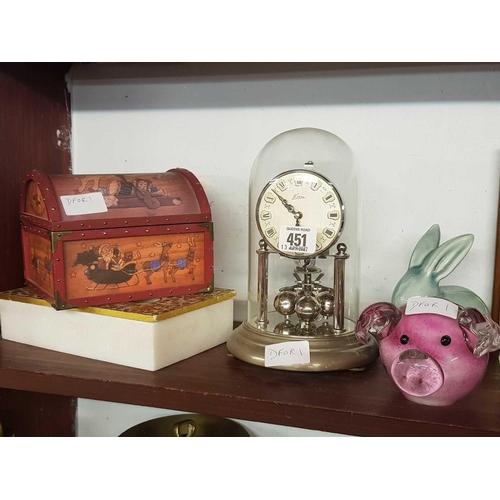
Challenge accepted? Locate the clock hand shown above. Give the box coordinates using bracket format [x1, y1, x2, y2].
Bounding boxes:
[272, 189, 303, 225]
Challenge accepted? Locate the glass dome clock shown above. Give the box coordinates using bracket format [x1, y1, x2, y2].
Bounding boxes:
[227, 128, 378, 371]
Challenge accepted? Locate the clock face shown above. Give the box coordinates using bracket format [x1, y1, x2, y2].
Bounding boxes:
[256, 170, 345, 257]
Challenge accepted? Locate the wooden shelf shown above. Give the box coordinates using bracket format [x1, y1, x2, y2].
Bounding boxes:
[69, 62, 500, 80]
[1, 335, 499, 436]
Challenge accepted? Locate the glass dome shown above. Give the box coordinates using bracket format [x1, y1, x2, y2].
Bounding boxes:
[249, 128, 359, 330]
[228, 127, 378, 371]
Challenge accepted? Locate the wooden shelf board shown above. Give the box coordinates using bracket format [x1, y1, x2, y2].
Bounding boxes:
[68, 62, 500, 81]
[1, 336, 499, 436]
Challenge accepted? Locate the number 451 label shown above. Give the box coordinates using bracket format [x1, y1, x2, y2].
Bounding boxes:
[279, 226, 317, 254]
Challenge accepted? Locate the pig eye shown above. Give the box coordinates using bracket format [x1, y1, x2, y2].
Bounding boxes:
[400, 335, 409, 345]
[441, 335, 452, 346]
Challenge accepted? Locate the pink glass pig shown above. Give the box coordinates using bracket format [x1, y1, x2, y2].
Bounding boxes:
[355, 299, 500, 406]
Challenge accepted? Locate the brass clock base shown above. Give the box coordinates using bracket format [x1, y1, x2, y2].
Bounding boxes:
[227, 321, 379, 372]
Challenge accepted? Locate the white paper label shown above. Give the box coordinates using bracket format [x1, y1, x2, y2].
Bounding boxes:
[60, 192, 108, 216]
[265, 340, 310, 367]
[278, 226, 317, 255]
[405, 296, 459, 319]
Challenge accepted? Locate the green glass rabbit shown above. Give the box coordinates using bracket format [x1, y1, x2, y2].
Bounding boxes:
[391, 224, 489, 315]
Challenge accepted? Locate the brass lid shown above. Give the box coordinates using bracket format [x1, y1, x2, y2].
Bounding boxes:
[0, 286, 236, 323]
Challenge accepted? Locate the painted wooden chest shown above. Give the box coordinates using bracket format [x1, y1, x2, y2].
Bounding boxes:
[20, 169, 214, 310]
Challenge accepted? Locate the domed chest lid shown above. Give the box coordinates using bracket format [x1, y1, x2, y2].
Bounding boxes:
[21, 168, 211, 231]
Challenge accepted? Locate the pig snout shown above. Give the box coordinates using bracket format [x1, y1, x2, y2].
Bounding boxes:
[390, 349, 444, 397]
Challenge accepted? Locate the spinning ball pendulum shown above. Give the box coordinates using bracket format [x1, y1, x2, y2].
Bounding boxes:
[317, 291, 336, 335]
[273, 290, 298, 335]
[295, 294, 321, 335]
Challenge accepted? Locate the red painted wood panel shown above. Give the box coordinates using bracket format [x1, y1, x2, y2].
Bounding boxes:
[0, 63, 71, 293]
[0, 388, 76, 437]
[0, 63, 74, 436]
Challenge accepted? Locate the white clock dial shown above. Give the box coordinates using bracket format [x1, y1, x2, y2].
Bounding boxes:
[256, 170, 345, 257]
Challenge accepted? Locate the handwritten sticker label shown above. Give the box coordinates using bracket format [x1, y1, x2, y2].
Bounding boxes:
[60, 192, 108, 216]
[405, 296, 459, 319]
[265, 340, 310, 367]
[279, 226, 317, 255]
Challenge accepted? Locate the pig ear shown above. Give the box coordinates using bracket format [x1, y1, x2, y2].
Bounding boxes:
[458, 308, 500, 357]
[355, 302, 402, 344]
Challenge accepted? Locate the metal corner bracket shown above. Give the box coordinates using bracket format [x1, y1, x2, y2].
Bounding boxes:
[50, 230, 73, 253]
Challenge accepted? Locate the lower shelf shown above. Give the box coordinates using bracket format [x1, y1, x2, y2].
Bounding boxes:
[1, 335, 499, 436]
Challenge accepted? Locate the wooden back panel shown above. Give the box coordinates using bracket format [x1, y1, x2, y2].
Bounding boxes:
[0, 63, 71, 293]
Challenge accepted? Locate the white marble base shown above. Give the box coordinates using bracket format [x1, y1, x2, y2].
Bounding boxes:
[0, 297, 233, 371]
